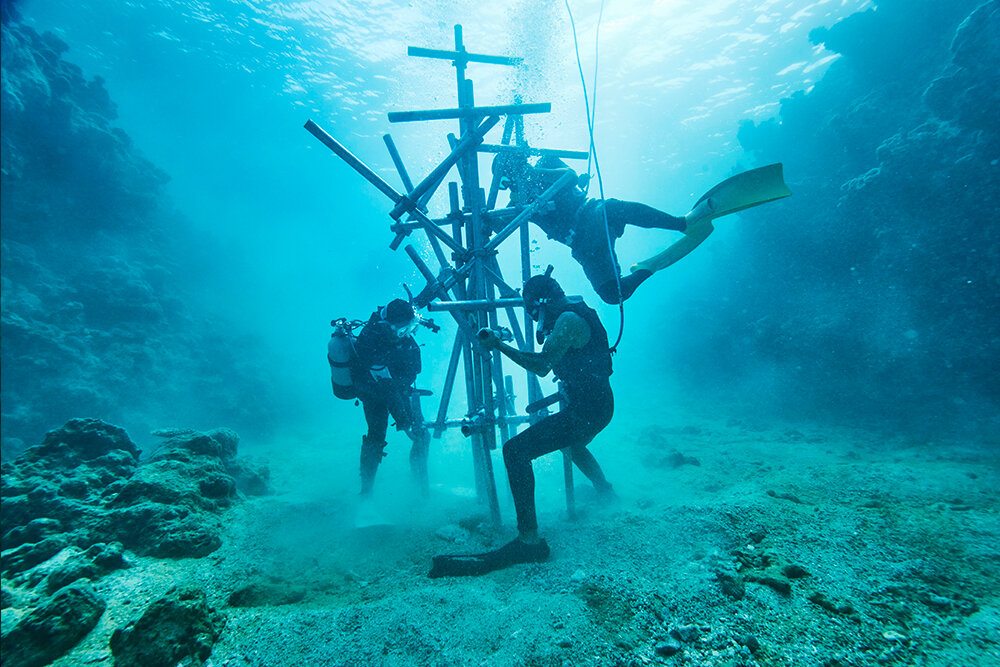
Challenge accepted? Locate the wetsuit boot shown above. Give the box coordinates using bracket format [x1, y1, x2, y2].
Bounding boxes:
[360, 436, 386, 496]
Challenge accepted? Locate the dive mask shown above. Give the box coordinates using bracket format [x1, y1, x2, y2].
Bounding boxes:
[391, 317, 419, 339]
[526, 297, 549, 323]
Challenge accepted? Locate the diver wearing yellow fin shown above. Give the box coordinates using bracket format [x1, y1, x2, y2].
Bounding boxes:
[493, 155, 791, 303]
[630, 163, 792, 275]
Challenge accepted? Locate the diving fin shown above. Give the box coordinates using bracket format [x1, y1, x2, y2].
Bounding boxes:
[630, 163, 792, 275]
[428, 538, 550, 578]
[688, 162, 792, 221]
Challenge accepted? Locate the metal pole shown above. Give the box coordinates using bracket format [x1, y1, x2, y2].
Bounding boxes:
[388, 103, 550, 123]
[456, 61, 502, 525]
[450, 28, 498, 521]
[485, 171, 578, 254]
[383, 133, 415, 193]
[435, 331, 465, 437]
[389, 115, 500, 220]
[305, 120, 404, 204]
[426, 298, 522, 312]
[305, 120, 467, 256]
[384, 134, 452, 269]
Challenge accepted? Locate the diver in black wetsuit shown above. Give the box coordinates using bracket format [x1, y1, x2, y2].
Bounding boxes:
[494, 153, 689, 304]
[352, 299, 430, 497]
[429, 273, 614, 577]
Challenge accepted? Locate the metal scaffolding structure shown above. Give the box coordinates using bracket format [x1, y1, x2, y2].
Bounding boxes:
[306, 25, 587, 525]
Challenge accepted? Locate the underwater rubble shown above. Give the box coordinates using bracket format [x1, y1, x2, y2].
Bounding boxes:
[109, 586, 226, 667]
[0, 418, 268, 667]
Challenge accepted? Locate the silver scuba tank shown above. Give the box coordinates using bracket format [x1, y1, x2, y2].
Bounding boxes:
[328, 319, 357, 400]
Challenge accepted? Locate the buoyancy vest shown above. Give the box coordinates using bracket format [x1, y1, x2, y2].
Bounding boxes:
[521, 157, 587, 244]
[352, 311, 421, 390]
[550, 300, 613, 394]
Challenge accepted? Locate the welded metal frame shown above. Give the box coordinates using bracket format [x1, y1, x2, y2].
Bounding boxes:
[306, 25, 587, 525]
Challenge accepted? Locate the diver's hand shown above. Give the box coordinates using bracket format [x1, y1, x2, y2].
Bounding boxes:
[477, 328, 501, 350]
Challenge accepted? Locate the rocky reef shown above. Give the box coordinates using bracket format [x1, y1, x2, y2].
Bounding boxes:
[681, 0, 1000, 427]
[109, 586, 227, 667]
[0, 8, 277, 458]
[1, 418, 268, 666]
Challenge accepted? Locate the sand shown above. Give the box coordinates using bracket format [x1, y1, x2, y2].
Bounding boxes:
[46, 407, 999, 667]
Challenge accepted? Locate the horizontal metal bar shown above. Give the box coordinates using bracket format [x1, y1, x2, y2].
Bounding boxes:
[426, 298, 523, 312]
[391, 220, 448, 233]
[432, 414, 531, 430]
[388, 103, 550, 123]
[479, 144, 590, 160]
[393, 208, 516, 236]
[407, 46, 522, 67]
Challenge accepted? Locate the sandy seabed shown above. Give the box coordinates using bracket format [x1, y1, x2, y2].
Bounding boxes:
[51, 406, 999, 667]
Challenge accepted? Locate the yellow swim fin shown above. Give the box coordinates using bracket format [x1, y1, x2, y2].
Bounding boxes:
[630, 163, 791, 275]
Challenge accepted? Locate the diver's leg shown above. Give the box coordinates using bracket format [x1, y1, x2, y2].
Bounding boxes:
[570, 447, 612, 492]
[579, 200, 670, 303]
[431, 412, 583, 578]
[595, 269, 652, 304]
[575, 241, 630, 305]
[605, 198, 686, 231]
[502, 404, 604, 538]
[360, 398, 389, 496]
[360, 435, 387, 496]
[385, 391, 430, 495]
[567, 387, 615, 495]
[503, 414, 570, 540]
[362, 394, 390, 442]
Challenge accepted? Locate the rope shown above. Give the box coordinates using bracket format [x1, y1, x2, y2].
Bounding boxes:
[564, 0, 624, 352]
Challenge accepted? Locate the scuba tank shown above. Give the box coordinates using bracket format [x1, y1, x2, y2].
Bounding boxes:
[328, 318, 359, 400]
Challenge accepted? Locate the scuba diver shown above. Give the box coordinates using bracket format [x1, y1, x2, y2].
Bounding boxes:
[493, 153, 688, 304]
[493, 154, 792, 304]
[429, 271, 615, 577]
[350, 298, 431, 498]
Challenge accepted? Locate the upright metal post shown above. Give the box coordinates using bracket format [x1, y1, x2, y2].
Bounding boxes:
[453, 27, 502, 525]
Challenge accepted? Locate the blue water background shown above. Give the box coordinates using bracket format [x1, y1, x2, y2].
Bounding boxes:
[8, 0, 997, 464]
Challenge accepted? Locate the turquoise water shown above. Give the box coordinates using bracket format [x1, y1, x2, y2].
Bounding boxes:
[3, 3, 999, 665]
[7, 0, 871, 438]
[4, 0, 996, 450]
